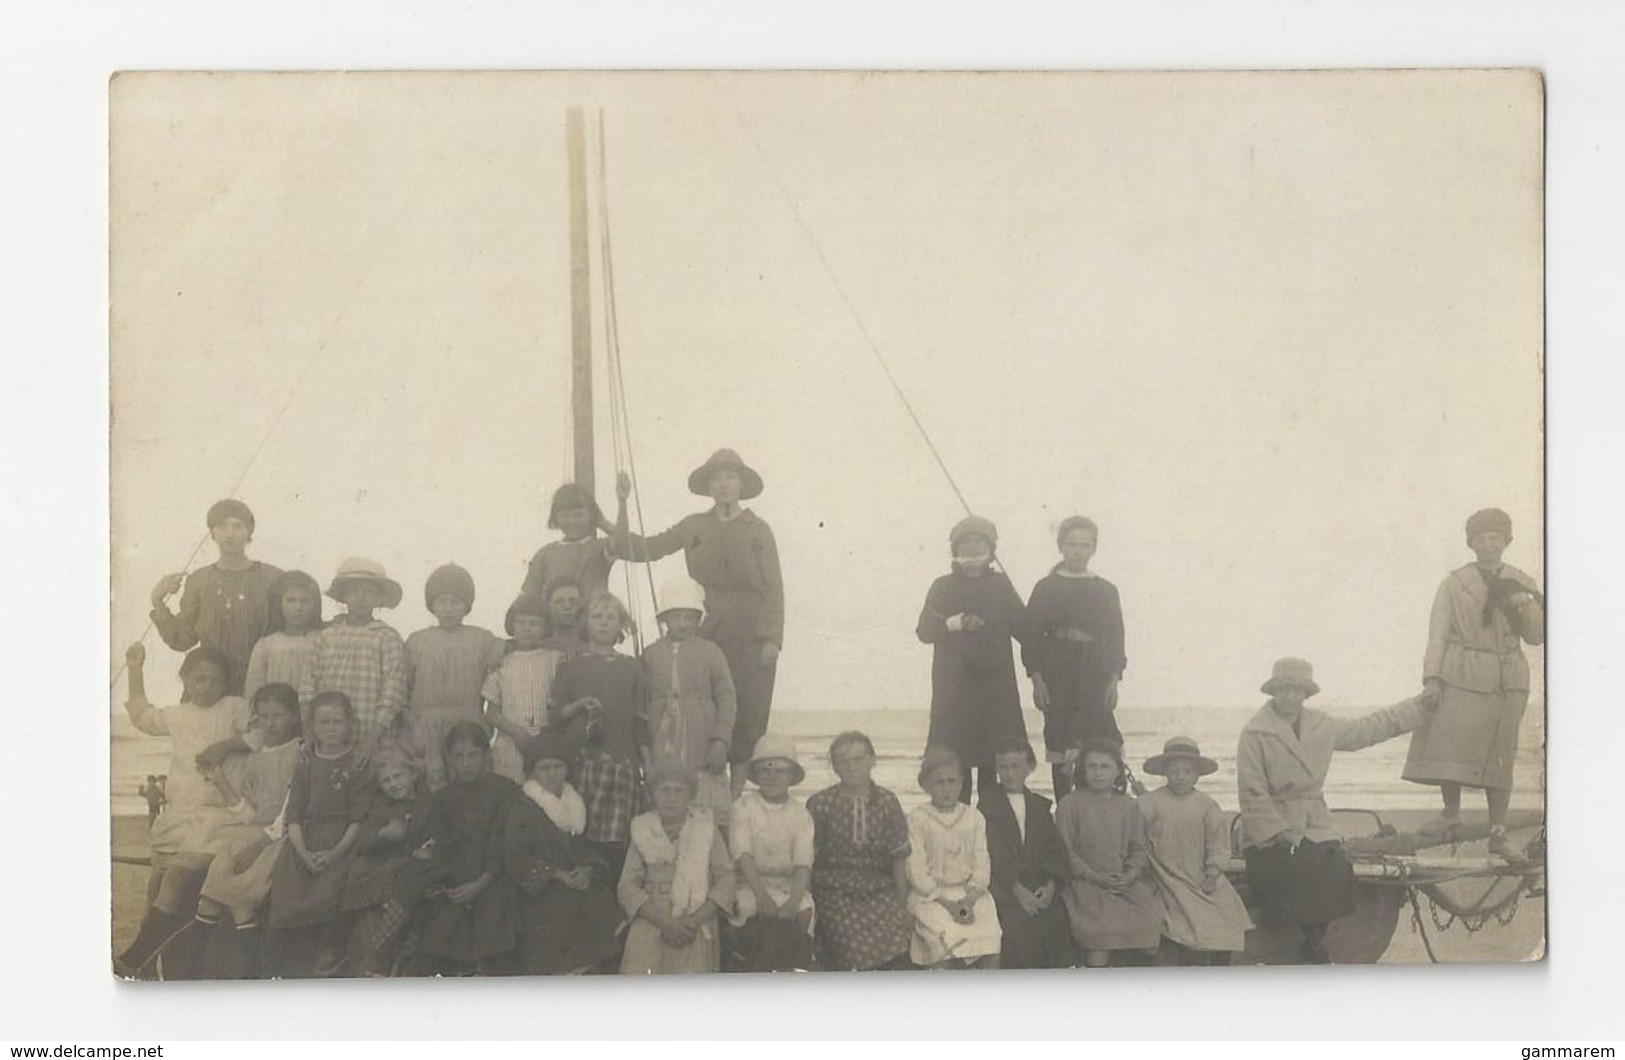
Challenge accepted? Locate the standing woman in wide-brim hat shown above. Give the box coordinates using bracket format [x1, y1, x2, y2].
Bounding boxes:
[611, 449, 785, 798]
[1401, 508, 1545, 861]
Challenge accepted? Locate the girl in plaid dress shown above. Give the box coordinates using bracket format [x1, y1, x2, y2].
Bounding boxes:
[550, 592, 648, 881]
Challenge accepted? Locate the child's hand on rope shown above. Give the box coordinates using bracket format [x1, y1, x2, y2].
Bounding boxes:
[616, 472, 632, 501]
[150, 573, 185, 609]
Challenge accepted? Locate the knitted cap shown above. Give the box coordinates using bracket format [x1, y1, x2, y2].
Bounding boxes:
[206, 498, 255, 534]
[950, 515, 998, 552]
[1465, 508, 1513, 542]
[424, 563, 476, 612]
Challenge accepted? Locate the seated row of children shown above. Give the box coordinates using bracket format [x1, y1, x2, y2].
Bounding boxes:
[121, 615, 1248, 975]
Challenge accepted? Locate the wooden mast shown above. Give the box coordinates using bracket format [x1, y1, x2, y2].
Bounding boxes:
[567, 106, 594, 496]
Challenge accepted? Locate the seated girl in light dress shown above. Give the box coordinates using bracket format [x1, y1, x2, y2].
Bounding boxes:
[618, 756, 735, 975]
[905, 746, 1001, 969]
[726, 734, 815, 972]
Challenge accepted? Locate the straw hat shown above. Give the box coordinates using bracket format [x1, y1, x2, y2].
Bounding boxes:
[1143, 736, 1218, 777]
[1261, 657, 1320, 697]
[688, 448, 764, 500]
[745, 734, 806, 787]
[656, 576, 707, 618]
[327, 557, 403, 609]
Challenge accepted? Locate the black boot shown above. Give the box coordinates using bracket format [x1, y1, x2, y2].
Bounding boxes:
[116, 909, 190, 976]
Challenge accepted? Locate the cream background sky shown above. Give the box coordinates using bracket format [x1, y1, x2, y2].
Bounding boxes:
[111, 70, 1543, 713]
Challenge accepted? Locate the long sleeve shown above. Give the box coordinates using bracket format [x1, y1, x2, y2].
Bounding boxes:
[243, 637, 269, 706]
[1057, 797, 1092, 877]
[997, 574, 1032, 649]
[971, 812, 991, 890]
[379, 629, 407, 726]
[1035, 806, 1071, 884]
[916, 577, 953, 645]
[707, 644, 738, 746]
[151, 572, 203, 652]
[481, 787, 509, 878]
[753, 521, 785, 646]
[1236, 732, 1288, 848]
[284, 759, 313, 827]
[1104, 582, 1127, 676]
[904, 814, 942, 900]
[1331, 697, 1430, 753]
[1422, 579, 1454, 683]
[1123, 800, 1149, 878]
[301, 630, 323, 706]
[125, 694, 169, 737]
[611, 518, 689, 564]
[1019, 582, 1046, 676]
[1203, 798, 1231, 877]
[707, 826, 736, 911]
[618, 839, 650, 918]
[981, 803, 1018, 895]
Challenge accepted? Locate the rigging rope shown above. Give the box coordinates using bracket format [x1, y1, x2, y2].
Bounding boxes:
[595, 109, 660, 645]
[111, 169, 428, 692]
[734, 111, 977, 520]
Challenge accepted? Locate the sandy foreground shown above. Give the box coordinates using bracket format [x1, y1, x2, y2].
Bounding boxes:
[110, 806, 1544, 971]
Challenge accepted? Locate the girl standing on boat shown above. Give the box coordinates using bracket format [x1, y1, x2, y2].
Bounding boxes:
[1237, 657, 1436, 964]
[917, 515, 1031, 804]
[612, 449, 784, 798]
[242, 570, 323, 714]
[404, 564, 504, 790]
[1022, 516, 1127, 799]
[149, 499, 283, 696]
[524, 482, 618, 600]
[1402, 508, 1544, 861]
[1056, 738, 1160, 967]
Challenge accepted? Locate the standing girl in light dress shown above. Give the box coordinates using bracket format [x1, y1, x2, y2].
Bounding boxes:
[1057, 738, 1161, 967]
[242, 570, 323, 714]
[483, 592, 564, 784]
[402, 563, 503, 790]
[305, 558, 407, 759]
[1138, 737, 1251, 965]
[905, 747, 1001, 969]
[618, 757, 735, 975]
[643, 576, 737, 825]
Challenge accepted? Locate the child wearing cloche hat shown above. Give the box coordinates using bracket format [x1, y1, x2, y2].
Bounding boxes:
[1139, 736, 1252, 964]
[725, 733, 816, 972]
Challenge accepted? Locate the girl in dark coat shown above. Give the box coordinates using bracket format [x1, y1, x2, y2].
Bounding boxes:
[505, 731, 626, 975]
[916, 515, 1031, 803]
[1022, 516, 1127, 798]
[408, 721, 519, 973]
[979, 738, 1074, 969]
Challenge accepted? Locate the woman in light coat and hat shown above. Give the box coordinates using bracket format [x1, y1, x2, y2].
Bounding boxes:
[1402, 507, 1544, 860]
[611, 449, 785, 798]
[1236, 658, 1436, 963]
[1139, 737, 1252, 965]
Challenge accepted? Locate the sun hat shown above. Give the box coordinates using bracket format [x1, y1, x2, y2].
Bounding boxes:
[1143, 736, 1219, 777]
[424, 563, 476, 612]
[327, 557, 404, 609]
[746, 734, 806, 787]
[206, 498, 256, 535]
[1260, 657, 1320, 697]
[503, 592, 549, 637]
[950, 515, 998, 553]
[1464, 507, 1513, 543]
[688, 448, 764, 500]
[645, 755, 699, 795]
[656, 576, 707, 619]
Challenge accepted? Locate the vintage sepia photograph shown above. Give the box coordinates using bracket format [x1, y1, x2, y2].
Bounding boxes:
[109, 69, 1545, 982]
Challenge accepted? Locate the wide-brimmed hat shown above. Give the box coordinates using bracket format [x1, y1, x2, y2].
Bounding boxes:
[950, 515, 998, 553]
[688, 448, 764, 500]
[424, 563, 476, 612]
[327, 557, 403, 609]
[1465, 507, 1513, 543]
[1261, 657, 1320, 697]
[746, 734, 806, 787]
[1143, 736, 1218, 777]
[656, 576, 707, 619]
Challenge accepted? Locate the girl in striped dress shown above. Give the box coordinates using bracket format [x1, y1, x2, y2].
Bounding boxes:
[243, 570, 323, 714]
